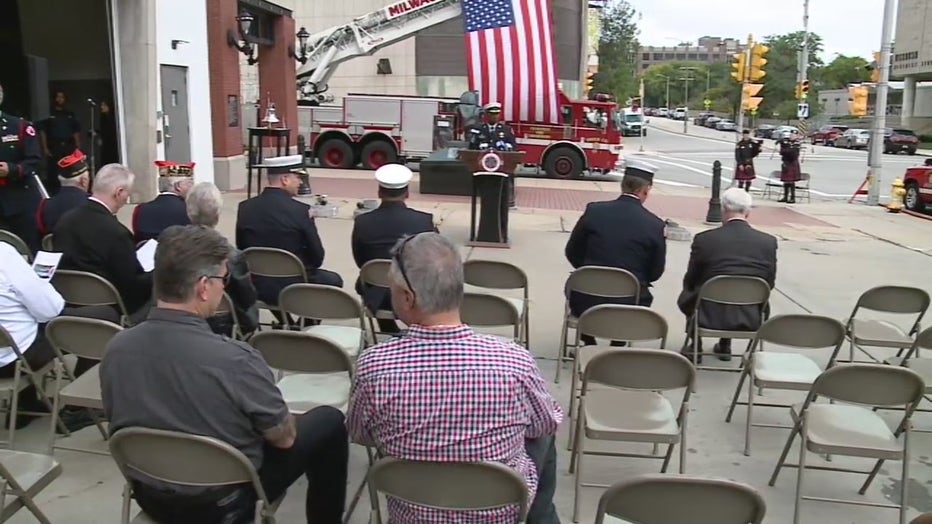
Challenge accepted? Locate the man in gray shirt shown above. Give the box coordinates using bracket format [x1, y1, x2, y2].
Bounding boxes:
[101, 225, 348, 523]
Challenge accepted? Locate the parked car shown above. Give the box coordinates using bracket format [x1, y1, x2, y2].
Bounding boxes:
[884, 128, 919, 155]
[811, 125, 849, 146]
[715, 120, 737, 132]
[618, 109, 646, 137]
[753, 124, 777, 139]
[704, 116, 722, 128]
[657, 107, 669, 117]
[902, 161, 932, 212]
[672, 107, 687, 120]
[693, 112, 713, 126]
[773, 126, 800, 140]
[836, 129, 871, 149]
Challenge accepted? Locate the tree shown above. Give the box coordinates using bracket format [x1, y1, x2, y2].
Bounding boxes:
[817, 54, 871, 90]
[759, 32, 824, 116]
[640, 61, 737, 109]
[593, 1, 640, 100]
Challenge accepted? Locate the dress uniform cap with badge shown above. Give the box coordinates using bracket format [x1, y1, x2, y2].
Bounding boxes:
[261, 154, 304, 175]
[57, 149, 90, 179]
[623, 158, 658, 184]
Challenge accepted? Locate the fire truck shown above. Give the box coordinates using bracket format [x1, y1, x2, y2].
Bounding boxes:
[295, 0, 622, 179]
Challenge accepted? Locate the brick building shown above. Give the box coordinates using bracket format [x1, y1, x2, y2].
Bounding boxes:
[638, 36, 745, 72]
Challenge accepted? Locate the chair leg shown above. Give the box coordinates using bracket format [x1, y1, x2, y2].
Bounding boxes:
[900, 426, 910, 524]
[793, 420, 808, 524]
[555, 318, 569, 383]
[121, 483, 132, 524]
[769, 423, 800, 486]
[571, 420, 584, 523]
[568, 403, 584, 474]
[744, 372, 755, 456]
[567, 355, 581, 451]
[523, 309, 530, 350]
[725, 365, 750, 423]
[660, 443, 675, 473]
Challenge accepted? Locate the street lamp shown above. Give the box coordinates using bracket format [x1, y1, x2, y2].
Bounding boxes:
[657, 73, 671, 108]
[227, 10, 258, 65]
[289, 26, 311, 64]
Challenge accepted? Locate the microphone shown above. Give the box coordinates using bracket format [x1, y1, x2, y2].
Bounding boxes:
[87, 98, 97, 106]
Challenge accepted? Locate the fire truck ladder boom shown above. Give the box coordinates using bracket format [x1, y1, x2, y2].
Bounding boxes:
[296, 0, 462, 98]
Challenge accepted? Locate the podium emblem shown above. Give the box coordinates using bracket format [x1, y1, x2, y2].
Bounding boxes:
[480, 152, 503, 172]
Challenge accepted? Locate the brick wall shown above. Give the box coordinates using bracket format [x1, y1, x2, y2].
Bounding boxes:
[257, 14, 298, 147]
[206, 0, 243, 158]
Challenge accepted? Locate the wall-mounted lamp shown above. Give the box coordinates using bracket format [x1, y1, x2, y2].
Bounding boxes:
[227, 10, 258, 65]
[289, 26, 311, 64]
[170, 39, 189, 50]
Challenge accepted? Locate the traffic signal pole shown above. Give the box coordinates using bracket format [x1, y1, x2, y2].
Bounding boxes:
[866, 0, 896, 206]
[736, 35, 753, 135]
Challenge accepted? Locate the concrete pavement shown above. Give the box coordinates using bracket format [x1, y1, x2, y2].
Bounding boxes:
[9, 175, 932, 523]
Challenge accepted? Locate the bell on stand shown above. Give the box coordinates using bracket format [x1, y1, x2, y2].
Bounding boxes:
[262, 103, 280, 127]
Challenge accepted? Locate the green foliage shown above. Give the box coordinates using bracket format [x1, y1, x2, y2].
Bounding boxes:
[758, 32, 823, 116]
[640, 61, 738, 110]
[817, 55, 871, 89]
[593, 1, 640, 101]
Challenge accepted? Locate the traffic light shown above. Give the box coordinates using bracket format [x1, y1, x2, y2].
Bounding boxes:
[800, 80, 810, 99]
[742, 83, 764, 111]
[731, 52, 747, 82]
[848, 85, 869, 116]
[748, 43, 769, 82]
[869, 51, 882, 83]
[585, 72, 596, 94]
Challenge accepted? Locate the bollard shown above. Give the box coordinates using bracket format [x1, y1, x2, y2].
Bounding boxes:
[297, 134, 306, 159]
[704, 160, 723, 224]
[886, 178, 905, 213]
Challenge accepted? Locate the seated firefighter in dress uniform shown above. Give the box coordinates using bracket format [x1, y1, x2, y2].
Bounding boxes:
[37, 149, 90, 239]
[236, 155, 343, 309]
[131, 161, 193, 244]
[351, 164, 437, 333]
[564, 159, 667, 346]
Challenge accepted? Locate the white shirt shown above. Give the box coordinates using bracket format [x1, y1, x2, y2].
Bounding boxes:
[0, 243, 65, 366]
[88, 197, 112, 214]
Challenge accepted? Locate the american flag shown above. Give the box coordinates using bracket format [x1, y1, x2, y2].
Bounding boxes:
[463, 0, 560, 124]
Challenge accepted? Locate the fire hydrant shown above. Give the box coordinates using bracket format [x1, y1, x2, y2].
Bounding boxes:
[887, 178, 905, 213]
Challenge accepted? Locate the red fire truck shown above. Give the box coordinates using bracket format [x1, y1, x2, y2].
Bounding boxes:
[295, 0, 622, 179]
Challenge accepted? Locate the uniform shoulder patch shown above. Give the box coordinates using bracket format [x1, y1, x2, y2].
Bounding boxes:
[25, 125, 35, 137]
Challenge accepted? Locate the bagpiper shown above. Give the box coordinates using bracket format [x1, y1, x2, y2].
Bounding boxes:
[777, 131, 802, 204]
[734, 129, 761, 192]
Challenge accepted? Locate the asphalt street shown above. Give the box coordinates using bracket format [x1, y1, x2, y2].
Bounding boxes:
[625, 117, 927, 199]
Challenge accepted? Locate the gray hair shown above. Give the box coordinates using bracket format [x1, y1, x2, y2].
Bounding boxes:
[159, 175, 193, 193]
[388, 232, 464, 315]
[92, 163, 135, 195]
[721, 187, 753, 215]
[154, 225, 232, 303]
[59, 172, 89, 188]
[185, 182, 223, 228]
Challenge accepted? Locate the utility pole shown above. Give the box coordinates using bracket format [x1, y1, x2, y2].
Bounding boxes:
[658, 74, 671, 108]
[706, 69, 712, 93]
[680, 66, 697, 133]
[867, 0, 896, 206]
[797, 0, 811, 146]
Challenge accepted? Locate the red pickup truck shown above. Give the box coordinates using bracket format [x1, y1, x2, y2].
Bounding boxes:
[903, 162, 932, 212]
[810, 125, 848, 146]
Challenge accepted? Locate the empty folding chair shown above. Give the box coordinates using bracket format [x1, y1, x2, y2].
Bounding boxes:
[241, 247, 307, 330]
[0, 325, 60, 448]
[570, 349, 695, 522]
[0, 449, 63, 524]
[463, 260, 530, 347]
[0, 230, 31, 263]
[768, 364, 925, 524]
[367, 457, 529, 524]
[51, 270, 131, 326]
[724, 314, 846, 456]
[886, 326, 932, 432]
[594, 474, 766, 524]
[109, 427, 281, 523]
[556, 266, 640, 383]
[843, 285, 929, 364]
[684, 275, 771, 370]
[358, 259, 398, 338]
[278, 284, 372, 358]
[461, 292, 521, 344]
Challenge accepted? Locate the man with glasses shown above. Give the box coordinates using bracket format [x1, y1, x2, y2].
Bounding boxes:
[236, 155, 343, 310]
[102, 225, 348, 523]
[347, 232, 563, 523]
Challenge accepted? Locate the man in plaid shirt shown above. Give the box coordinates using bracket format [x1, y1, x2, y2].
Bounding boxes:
[347, 232, 563, 523]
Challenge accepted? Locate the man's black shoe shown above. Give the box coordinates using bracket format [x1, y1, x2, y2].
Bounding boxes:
[609, 340, 627, 347]
[714, 343, 733, 362]
[55, 407, 105, 435]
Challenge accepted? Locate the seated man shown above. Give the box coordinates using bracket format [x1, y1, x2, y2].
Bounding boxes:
[236, 155, 343, 307]
[54, 163, 152, 317]
[347, 232, 562, 523]
[677, 187, 777, 362]
[101, 225, 348, 524]
[351, 164, 436, 333]
[131, 162, 193, 244]
[36, 149, 89, 238]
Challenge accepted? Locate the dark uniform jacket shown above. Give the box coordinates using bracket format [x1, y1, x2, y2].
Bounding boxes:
[37, 185, 87, 236]
[235, 187, 326, 305]
[0, 112, 42, 250]
[677, 219, 777, 331]
[206, 246, 259, 338]
[41, 109, 80, 155]
[351, 201, 436, 312]
[564, 195, 666, 315]
[735, 139, 760, 165]
[131, 193, 191, 244]
[468, 122, 517, 150]
[54, 200, 153, 314]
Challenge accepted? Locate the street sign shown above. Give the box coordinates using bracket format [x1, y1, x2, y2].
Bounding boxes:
[703, 98, 711, 109]
[797, 103, 810, 119]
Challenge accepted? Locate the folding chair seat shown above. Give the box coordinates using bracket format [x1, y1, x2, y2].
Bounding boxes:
[769, 364, 925, 524]
[50, 270, 131, 326]
[556, 266, 640, 383]
[461, 292, 521, 344]
[278, 284, 371, 358]
[463, 260, 530, 347]
[241, 247, 308, 330]
[0, 449, 62, 523]
[725, 314, 846, 456]
[843, 285, 929, 363]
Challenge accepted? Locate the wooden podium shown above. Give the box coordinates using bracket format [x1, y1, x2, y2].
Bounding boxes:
[458, 150, 525, 248]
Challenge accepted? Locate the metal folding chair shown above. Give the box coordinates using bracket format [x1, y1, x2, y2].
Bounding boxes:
[461, 292, 521, 344]
[0, 450, 62, 523]
[0, 230, 31, 263]
[51, 270, 131, 326]
[241, 247, 307, 330]
[0, 326, 62, 447]
[278, 283, 372, 358]
[358, 259, 397, 339]
[463, 260, 530, 347]
[843, 285, 929, 364]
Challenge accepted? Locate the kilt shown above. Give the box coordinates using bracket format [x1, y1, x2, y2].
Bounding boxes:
[734, 163, 756, 181]
[780, 160, 802, 183]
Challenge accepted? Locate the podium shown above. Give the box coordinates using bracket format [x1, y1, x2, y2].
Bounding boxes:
[457, 150, 525, 248]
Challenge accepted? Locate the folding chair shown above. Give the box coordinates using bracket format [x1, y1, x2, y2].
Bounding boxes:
[278, 284, 372, 358]
[212, 292, 245, 340]
[594, 474, 766, 524]
[367, 457, 529, 524]
[40, 234, 54, 252]
[0, 449, 62, 524]
[684, 275, 770, 371]
[358, 259, 398, 339]
[109, 427, 282, 524]
[0, 325, 61, 447]
[885, 326, 932, 432]
[570, 349, 695, 523]
[797, 173, 812, 203]
[0, 230, 31, 263]
[51, 270, 131, 326]
[44, 316, 123, 455]
[461, 292, 521, 344]
[241, 247, 307, 330]
[556, 266, 640, 383]
[768, 364, 925, 524]
[568, 305, 669, 450]
[724, 314, 846, 456]
[463, 260, 530, 348]
[843, 285, 929, 364]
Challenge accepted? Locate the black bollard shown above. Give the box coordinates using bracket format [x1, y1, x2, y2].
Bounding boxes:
[704, 160, 723, 224]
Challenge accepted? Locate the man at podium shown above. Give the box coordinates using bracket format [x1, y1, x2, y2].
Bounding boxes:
[468, 102, 518, 207]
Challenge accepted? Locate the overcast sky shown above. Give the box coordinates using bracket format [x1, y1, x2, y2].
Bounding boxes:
[630, 0, 888, 62]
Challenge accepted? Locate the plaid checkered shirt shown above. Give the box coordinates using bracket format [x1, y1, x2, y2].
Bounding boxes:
[347, 324, 563, 523]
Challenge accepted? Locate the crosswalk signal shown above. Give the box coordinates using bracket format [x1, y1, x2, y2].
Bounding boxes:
[848, 85, 869, 116]
[742, 83, 764, 111]
[748, 43, 769, 82]
[731, 52, 747, 83]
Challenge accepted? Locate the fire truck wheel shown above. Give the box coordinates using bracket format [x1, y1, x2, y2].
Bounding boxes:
[318, 139, 355, 169]
[905, 182, 924, 212]
[360, 140, 398, 170]
[543, 147, 584, 179]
